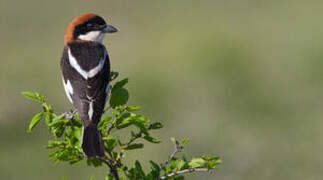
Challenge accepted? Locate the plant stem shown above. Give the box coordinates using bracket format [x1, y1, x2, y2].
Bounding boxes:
[164, 144, 183, 167]
[100, 157, 120, 180]
[159, 168, 210, 180]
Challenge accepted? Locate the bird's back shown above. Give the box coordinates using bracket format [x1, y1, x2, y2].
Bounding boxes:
[60, 41, 110, 126]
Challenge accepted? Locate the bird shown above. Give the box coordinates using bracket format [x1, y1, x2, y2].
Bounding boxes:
[60, 13, 117, 157]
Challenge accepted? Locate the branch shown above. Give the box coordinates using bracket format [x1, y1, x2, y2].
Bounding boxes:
[164, 144, 183, 167]
[99, 157, 120, 180]
[159, 168, 211, 180]
[63, 109, 77, 120]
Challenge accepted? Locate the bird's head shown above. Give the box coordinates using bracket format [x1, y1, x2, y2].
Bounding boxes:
[64, 13, 117, 45]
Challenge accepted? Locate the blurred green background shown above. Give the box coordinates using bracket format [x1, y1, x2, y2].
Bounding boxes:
[1, 0, 323, 179]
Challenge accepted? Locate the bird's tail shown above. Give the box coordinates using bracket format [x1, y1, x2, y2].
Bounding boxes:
[82, 124, 105, 157]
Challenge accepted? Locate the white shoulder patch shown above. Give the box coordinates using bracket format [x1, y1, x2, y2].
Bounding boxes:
[68, 48, 106, 79]
[88, 56, 105, 78]
[68, 49, 89, 79]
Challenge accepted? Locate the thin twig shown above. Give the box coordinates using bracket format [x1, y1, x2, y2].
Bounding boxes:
[159, 168, 211, 180]
[99, 156, 120, 180]
[125, 132, 141, 146]
[107, 115, 117, 135]
[63, 109, 77, 119]
[164, 144, 183, 167]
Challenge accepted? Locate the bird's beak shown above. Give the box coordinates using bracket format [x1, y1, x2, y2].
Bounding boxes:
[102, 24, 118, 33]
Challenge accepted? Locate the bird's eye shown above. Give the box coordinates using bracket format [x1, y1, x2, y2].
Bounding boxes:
[87, 23, 93, 27]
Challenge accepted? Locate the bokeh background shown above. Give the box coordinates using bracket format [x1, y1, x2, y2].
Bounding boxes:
[1, 0, 323, 179]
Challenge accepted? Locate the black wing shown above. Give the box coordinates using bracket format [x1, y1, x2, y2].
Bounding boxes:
[60, 41, 110, 127]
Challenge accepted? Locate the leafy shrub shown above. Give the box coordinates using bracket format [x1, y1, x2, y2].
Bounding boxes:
[22, 71, 221, 180]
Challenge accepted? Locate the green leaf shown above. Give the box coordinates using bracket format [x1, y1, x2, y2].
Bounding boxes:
[176, 159, 187, 170]
[215, 159, 222, 165]
[148, 122, 163, 130]
[45, 104, 53, 113]
[49, 114, 68, 128]
[135, 160, 146, 178]
[27, 112, 44, 132]
[45, 112, 54, 126]
[110, 88, 129, 107]
[53, 127, 65, 138]
[202, 155, 222, 169]
[109, 78, 129, 107]
[117, 138, 124, 146]
[116, 112, 133, 129]
[22, 91, 45, 103]
[143, 135, 161, 144]
[170, 137, 179, 145]
[181, 139, 189, 146]
[98, 116, 112, 130]
[103, 135, 117, 151]
[124, 143, 144, 150]
[87, 158, 102, 167]
[111, 152, 118, 159]
[71, 118, 82, 128]
[69, 158, 83, 165]
[149, 160, 160, 172]
[106, 174, 114, 180]
[132, 115, 149, 129]
[174, 176, 185, 180]
[169, 159, 187, 171]
[112, 78, 128, 92]
[147, 160, 161, 179]
[46, 140, 66, 149]
[126, 106, 141, 111]
[188, 158, 206, 168]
